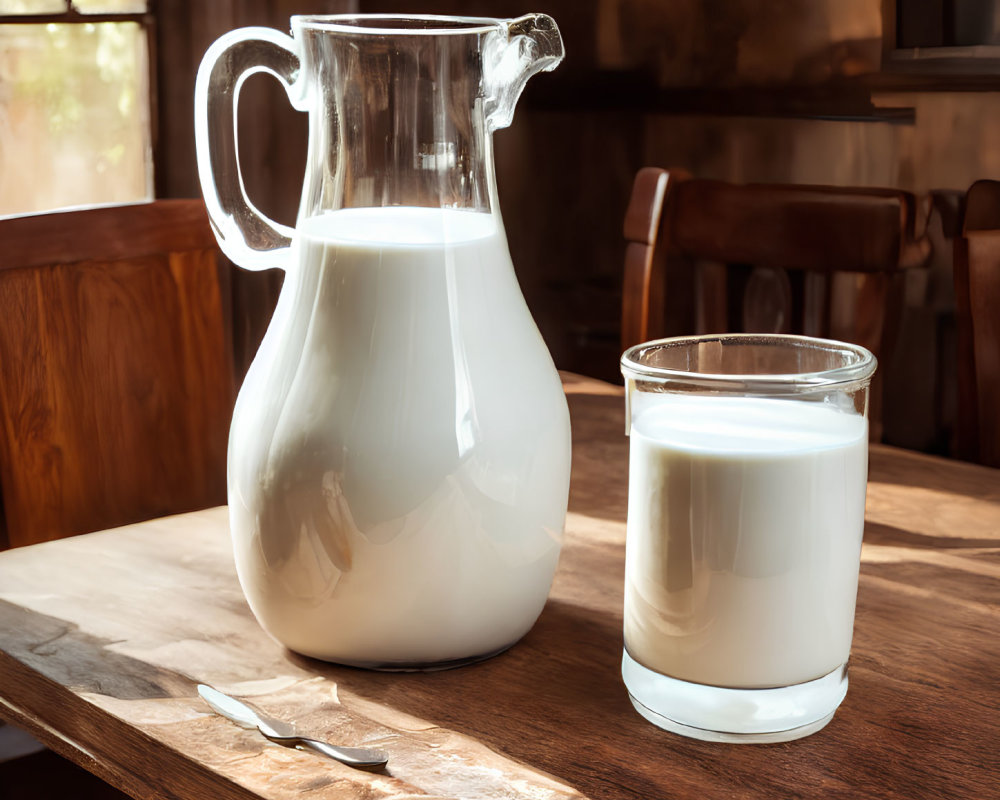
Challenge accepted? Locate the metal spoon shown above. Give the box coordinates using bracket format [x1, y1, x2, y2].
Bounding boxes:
[197, 684, 388, 769]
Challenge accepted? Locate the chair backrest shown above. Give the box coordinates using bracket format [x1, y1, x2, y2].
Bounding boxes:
[0, 200, 234, 548]
[622, 168, 931, 438]
[954, 180, 1000, 467]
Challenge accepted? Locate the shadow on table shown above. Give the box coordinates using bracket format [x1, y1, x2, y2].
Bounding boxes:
[0, 599, 197, 701]
[284, 596, 646, 782]
[565, 392, 629, 523]
[869, 447, 1000, 502]
[863, 520, 999, 551]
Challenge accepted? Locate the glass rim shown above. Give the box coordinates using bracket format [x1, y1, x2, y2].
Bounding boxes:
[621, 333, 877, 392]
[291, 14, 502, 36]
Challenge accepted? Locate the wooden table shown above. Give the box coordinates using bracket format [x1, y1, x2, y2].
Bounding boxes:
[1, 374, 998, 800]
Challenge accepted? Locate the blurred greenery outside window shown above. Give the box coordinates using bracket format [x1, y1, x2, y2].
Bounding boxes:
[0, 0, 152, 216]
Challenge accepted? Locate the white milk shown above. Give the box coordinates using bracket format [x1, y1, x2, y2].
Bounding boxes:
[625, 395, 868, 689]
[227, 207, 571, 666]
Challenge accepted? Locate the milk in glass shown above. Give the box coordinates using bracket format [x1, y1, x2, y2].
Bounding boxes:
[625, 394, 868, 689]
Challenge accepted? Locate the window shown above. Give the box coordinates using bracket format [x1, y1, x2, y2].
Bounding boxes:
[885, 1, 1000, 78]
[897, 0, 1000, 48]
[0, 0, 153, 216]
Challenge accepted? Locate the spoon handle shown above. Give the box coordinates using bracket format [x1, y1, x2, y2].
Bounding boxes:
[295, 735, 389, 769]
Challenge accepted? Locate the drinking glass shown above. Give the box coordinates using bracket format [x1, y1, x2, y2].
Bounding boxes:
[620, 334, 876, 743]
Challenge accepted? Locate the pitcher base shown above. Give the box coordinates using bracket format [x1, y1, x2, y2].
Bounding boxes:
[292, 641, 517, 672]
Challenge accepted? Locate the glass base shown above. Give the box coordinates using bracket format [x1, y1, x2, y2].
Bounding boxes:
[622, 650, 848, 743]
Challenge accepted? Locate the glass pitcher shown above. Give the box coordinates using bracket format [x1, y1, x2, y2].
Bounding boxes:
[194, 14, 571, 669]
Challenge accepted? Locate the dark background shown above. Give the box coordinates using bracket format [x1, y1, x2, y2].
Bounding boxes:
[154, 0, 1000, 454]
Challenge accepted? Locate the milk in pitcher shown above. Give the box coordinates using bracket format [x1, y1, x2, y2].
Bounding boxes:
[227, 206, 571, 666]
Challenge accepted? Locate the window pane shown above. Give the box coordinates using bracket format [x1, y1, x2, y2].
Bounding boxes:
[73, 0, 148, 12]
[0, 21, 152, 215]
[952, 2, 1000, 46]
[0, 0, 67, 13]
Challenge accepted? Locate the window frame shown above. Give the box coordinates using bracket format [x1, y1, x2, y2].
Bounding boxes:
[881, 0, 1000, 82]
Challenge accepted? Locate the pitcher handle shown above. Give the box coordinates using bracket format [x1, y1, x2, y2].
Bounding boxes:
[194, 28, 304, 271]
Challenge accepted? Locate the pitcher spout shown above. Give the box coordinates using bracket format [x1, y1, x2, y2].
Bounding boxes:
[484, 14, 564, 131]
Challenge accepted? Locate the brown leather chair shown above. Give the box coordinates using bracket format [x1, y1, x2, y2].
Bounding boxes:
[622, 168, 932, 439]
[954, 181, 1000, 468]
[0, 200, 235, 548]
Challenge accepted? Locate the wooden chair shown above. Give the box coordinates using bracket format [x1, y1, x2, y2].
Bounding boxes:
[954, 181, 1000, 468]
[0, 200, 235, 549]
[622, 168, 932, 438]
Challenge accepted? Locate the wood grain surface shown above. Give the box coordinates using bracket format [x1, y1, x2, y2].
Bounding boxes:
[0, 376, 998, 800]
[0, 200, 234, 548]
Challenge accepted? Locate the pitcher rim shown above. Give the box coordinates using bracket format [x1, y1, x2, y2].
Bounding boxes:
[291, 14, 504, 35]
